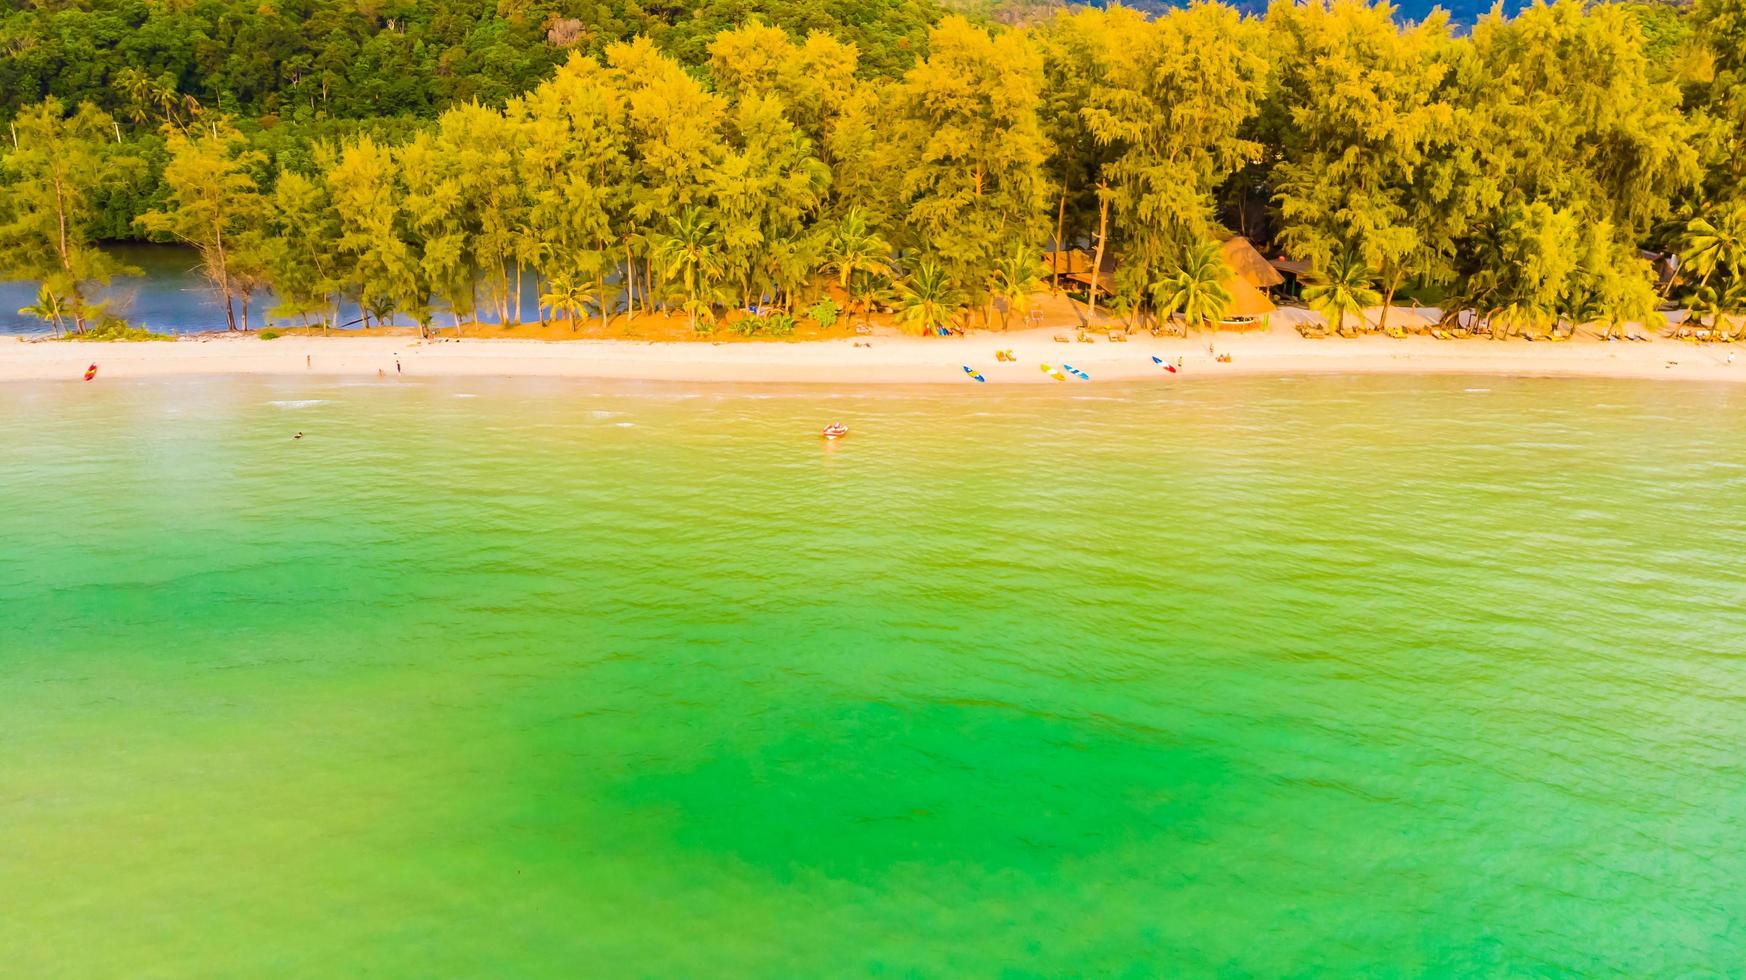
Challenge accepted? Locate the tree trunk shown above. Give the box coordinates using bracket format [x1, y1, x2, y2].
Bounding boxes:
[1052, 173, 1069, 295]
[1089, 186, 1110, 321]
[625, 240, 636, 321]
[514, 262, 523, 324]
[1378, 268, 1402, 334]
[51, 170, 88, 334]
[599, 286, 609, 329]
[214, 221, 238, 331]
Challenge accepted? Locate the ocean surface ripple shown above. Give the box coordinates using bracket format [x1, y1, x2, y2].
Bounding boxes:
[2, 373, 1743, 975]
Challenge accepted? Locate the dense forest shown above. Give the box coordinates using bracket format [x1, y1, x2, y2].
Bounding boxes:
[1, 0, 1742, 337]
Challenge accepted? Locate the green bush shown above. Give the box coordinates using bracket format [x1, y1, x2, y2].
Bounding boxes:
[765, 312, 796, 336]
[808, 298, 840, 330]
[64, 316, 173, 342]
[259, 329, 281, 340]
[730, 317, 763, 336]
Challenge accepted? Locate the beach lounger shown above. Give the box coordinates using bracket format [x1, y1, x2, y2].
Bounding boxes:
[1054, 334, 1071, 343]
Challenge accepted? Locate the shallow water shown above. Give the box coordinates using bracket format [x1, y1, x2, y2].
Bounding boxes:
[0, 243, 552, 336]
[3, 374, 1744, 974]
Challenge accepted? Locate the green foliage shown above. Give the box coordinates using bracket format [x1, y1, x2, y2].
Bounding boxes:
[765, 311, 797, 336]
[259, 330, 280, 340]
[988, 247, 1044, 328]
[895, 258, 964, 334]
[652, 205, 725, 332]
[0, 98, 141, 334]
[808, 297, 841, 330]
[3, 0, 1740, 342]
[136, 119, 269, 331]
[897, 16, 1048, 311]
[0, 0, 942, 126]
[1151, 239, 1234, 334]
[63, 316, 172, 341]
[1082, 4, 1267, 295]
[1268, 0, 1461, 311]
[1303, 250, 1381, 335]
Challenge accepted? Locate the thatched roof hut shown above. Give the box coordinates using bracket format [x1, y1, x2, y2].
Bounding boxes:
[1221, 236, 1284, 289]
[1220, 276, 1276, 323]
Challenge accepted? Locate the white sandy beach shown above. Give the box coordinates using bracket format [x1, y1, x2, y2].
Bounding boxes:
[2, 322, 1742, 386]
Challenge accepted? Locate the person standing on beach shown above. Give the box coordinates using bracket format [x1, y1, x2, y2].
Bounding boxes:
[395, 355, 402, 375]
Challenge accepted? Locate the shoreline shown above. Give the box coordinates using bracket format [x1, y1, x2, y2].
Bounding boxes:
[3, 325, 1742, 387]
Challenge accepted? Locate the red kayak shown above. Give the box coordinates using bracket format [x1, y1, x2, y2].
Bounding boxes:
[821, 422, 848, 439]
[83, 363, 98, 381]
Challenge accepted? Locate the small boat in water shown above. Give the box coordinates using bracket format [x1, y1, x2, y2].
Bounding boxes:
[822, 422, 849, 439]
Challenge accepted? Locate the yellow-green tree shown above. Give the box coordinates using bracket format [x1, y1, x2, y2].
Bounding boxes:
[326, 135, 422, 332]
[0, 99, 138, 334]
[512, 53, 632, 328]
[1083, 4, 1267, 308]
[261, 169, 341, 330]
[137, 119, 268, 331]
[896, 16, 1048, 319]
[1267, 0, 1461, 332]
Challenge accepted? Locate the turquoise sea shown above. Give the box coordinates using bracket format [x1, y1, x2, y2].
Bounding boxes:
[3, 374, 1744, 974]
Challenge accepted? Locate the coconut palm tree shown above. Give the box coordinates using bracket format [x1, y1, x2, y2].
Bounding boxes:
[540, 272, 589, 331]
[988, 247, 1044, 330]
[894, 259, 963, 335]
[1681, 210, 1746, 290]
[17, 287, 68, 337]
[652, 206, 724, 332]
[1150, 239, 1232, 334]
[1688, 279, 1746, 338]
[822, 207, 892, 327]
[1303, 250, 1380, 336]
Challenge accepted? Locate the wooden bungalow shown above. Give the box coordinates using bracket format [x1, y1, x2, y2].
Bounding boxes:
[1046, 248, 1117, 294]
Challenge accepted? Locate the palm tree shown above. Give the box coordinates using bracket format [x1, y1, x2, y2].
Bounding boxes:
[1303, 250, 1380, 336]
[1560, 281, 1607, 338]
[1681, 210, 1746, 290]
[894, 259, 963, 335]
[1150, 240, 1232, 335]
[540, 273, 588, 331]
[822, 207, 892, 327]
[652, 206, 724, 332]
[988, 248, 1044, 330]
[1723, 280, 1746, 340]
[17, 287, 68, 337]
